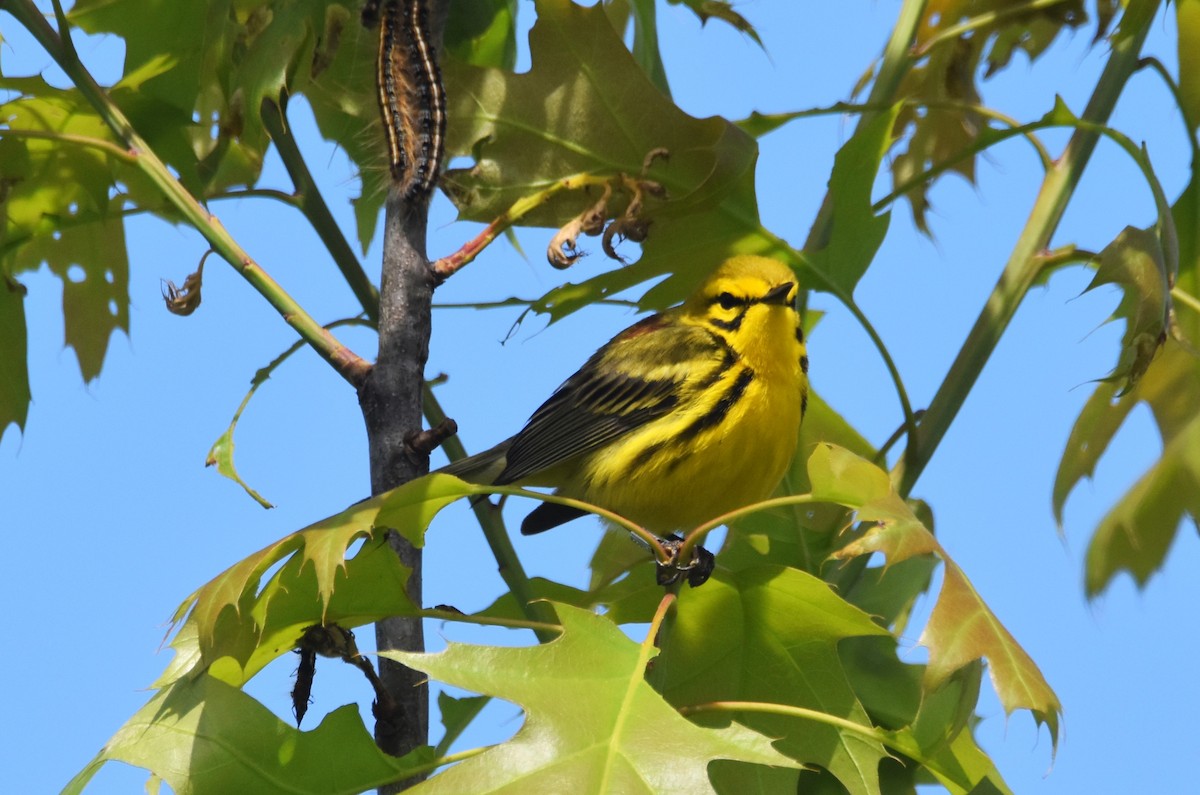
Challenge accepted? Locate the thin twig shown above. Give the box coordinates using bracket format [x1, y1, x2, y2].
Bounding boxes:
[6, 0, 370, 387]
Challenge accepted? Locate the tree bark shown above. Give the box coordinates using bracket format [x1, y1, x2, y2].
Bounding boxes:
[356, 2, 449, 785]
[359, 194, 434, 764]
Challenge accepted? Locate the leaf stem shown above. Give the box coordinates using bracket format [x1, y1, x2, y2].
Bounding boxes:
[0, 127, 137, 162]
[894, 0, 1163, 496]
[680, 494, 819, 562]
[430, 173, 611, 280]
[260, 97, 381, 324]
[6, 0, 370, 387]
[418, 606, 560, 635]
[422, 388, 561, 640]
[802, 0, 927, 474]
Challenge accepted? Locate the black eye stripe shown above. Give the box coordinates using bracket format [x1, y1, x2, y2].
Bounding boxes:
[709, 291, 745, 309]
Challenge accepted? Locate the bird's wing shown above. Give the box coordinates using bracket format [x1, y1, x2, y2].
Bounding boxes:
[495, 313, 720, 485]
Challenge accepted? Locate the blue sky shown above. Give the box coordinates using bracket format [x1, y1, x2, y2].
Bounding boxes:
[3, 2, 1198, 792]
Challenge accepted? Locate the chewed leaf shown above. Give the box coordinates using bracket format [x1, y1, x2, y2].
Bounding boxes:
[388, 604, 798, 794]
[814, 445, 1061, 752]
[206, 425, 274, 509]
[163, 476, 480, 686]
[206, 318, 371, 508]
[921, 562, 1062, 752]
[1087, 226, 1170, 392]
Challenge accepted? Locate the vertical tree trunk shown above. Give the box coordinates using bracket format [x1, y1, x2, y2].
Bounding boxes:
[357, 0, 450, 777]
[359, 195, 434, 762]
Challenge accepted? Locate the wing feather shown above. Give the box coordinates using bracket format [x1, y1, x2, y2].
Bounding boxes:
[495, 314, 722, 485]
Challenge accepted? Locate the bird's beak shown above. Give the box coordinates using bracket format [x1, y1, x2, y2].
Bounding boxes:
[762, 281, 795, 306]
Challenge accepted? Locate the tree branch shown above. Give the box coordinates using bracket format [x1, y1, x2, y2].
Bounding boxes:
[260, 96, 382, 324]
[894, 0, 1163, 495]
[357, 0, 452, 778]
[5, 0, 370, 387]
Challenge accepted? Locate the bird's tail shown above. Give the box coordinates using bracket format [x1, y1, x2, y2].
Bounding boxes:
[438, 439, 511, 485]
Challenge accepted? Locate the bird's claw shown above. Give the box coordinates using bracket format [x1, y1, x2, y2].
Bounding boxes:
[655, 534, 715, 588]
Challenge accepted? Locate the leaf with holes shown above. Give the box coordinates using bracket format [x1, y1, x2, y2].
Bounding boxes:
[441, 0, 765, 319]
[160, 475, 477, 687]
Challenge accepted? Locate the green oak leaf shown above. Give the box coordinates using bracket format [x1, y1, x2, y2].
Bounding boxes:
[652, 565, 890, 795]
[161, 475, 478, 686]
[1055, 177, 1200, 596]
[441, 0, 763, 318]
[63, 674, 428, 795]
[804, 106, 898, 297]
[0, 274, 31, 437]
[388, 604, 799, 794]
[445, 0, 519, 69]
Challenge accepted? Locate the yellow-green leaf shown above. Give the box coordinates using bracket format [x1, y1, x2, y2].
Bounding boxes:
[64, 674, 426, 795]
[0, 274, 30, 438]
[389, 604, 799, 793]
[1180, 0, 1200, 131]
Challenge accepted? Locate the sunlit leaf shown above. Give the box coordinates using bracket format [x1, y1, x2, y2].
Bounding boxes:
[653, 565, 890, 795]
[441, 0, 762, 318]
[1179, 0, 1200, 131]
[63, 674, 427, 795]
[0, 77, 131, 382]
[815, 445, 1062, 752]
[162, 476, 478, 686]
[388, 604, 798, 793]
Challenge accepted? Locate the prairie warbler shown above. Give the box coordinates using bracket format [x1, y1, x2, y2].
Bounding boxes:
[445, 255, 808, 580]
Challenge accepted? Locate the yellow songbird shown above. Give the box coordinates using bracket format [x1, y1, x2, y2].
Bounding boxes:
[444, 255, 808, 583]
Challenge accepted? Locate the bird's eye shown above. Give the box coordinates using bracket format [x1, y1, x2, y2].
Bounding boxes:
[717, 292, 739, 310]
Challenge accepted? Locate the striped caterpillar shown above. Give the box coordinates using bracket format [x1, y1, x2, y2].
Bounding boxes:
[371, 0, 446, 202]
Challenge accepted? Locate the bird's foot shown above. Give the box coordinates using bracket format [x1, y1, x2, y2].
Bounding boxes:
[655, 534, 715, 588]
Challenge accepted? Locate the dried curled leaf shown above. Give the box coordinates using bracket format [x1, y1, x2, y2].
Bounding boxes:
[546, 165, 666, 267]
[162, 252, 209, 316]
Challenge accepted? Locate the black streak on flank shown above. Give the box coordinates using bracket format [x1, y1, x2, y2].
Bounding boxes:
[679, 368, 755, 441]
[796, 326, 805, 344]
[629, 440, 669, 473]
[800, 354, 809, 374]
